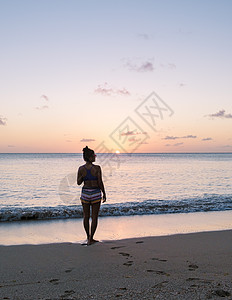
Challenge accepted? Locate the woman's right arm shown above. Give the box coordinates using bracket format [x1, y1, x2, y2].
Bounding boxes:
[97, 166, 106, 202]
[77, 167, 84, 185]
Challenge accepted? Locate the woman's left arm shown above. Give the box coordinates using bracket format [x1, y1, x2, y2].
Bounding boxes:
[77, 167, 84, 185]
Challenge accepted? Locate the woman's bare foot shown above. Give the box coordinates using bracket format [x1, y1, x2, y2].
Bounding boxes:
[87, 239, 99, 246]
[81, 239, 89, 246]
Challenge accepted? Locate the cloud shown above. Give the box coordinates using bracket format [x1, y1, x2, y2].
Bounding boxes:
[202, 138, 213, 141]
[0, 115, 7, 126]
[41, 95, 49, 101]
[94, 82, 130, 96]
[121, 131, 136, 136]
[222, 145, 232, 148]
[125, 61, 154, 72]
[163, 135, 197, 140]
[80, 138, 96, 142]
[163, 136, 179, 140]
[207, 109, 232, 119]
[8, 145, 15, 147]
[123, 58, 177, 73]
[182, 135, 197, 139]
[35, 105, 49, 110]
[138, 141, 149, 145]
[94, 83, 113, 96]
[137, 33, 150, 40]
[120, 130, 147, 137]
[66, 140, 72, 143]
[35, 95, 50, 110]
[117, 88, 130, 96]
[179, 83, 186, 87]
[140, 62, 154, 72]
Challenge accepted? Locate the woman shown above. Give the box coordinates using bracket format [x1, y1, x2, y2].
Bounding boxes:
[77, 146, 106, 245]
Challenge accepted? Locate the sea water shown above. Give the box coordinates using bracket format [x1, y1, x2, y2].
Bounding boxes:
[0, 153, 232, 222]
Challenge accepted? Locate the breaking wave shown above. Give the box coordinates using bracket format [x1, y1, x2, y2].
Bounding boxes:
[0, 194, 232, 222]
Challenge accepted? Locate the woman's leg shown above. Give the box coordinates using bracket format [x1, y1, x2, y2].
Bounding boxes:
[89, 201, 101, 245]
[82, 202, 90, 240]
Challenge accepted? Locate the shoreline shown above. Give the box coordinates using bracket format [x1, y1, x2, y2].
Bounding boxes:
[1, 210, 232, 246]
[0, 230, 232, 299]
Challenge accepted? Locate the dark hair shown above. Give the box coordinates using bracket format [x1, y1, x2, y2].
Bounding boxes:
[82, 146, 95, 162]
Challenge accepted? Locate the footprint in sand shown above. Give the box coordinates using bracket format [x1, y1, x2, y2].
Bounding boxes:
[65, 269, 72, 273]
[152, 281, 169, 288]
[147, 270, 170, 276]
[119, 252, 131, 257]
[49, 278, 59, 284]
[151, 258, 167, 262]
[186, 277, 200, 282]
[111, 246, 125, 250]
[147, 269, 167, 275]
[188, 264, 199, 271]
[212, 289, 231, 297]
[123, 261, 133, 267]
[60, 290, 75, 297]
[135, 241, 144, 244]
[64, 290, 75, 295]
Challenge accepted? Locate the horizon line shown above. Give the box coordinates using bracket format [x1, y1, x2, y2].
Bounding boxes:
[1, 152, 232, 155]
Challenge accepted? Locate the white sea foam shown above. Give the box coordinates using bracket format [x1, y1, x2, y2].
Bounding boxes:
[0, 194, 231, 222]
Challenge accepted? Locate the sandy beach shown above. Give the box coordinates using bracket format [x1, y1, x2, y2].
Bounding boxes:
[0, 230, 232, 300]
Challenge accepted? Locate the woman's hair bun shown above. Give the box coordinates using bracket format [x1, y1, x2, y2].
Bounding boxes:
[82, 146, 94, 162]
[82, 146, 89, 152]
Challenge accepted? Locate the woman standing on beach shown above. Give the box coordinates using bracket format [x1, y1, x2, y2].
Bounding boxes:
[77, 146, 106, 245]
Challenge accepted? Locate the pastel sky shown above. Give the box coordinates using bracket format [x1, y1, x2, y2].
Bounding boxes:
[1, 0, 232, 153]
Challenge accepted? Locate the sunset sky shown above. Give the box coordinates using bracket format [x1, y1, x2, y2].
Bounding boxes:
[1, 0, 232, 153]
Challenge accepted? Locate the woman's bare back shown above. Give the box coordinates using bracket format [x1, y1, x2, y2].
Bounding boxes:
[80, 164, 100, 188]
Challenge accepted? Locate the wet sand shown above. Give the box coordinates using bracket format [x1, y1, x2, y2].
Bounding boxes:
[1, 210, 232, 246]
[0, 230, 232, 299]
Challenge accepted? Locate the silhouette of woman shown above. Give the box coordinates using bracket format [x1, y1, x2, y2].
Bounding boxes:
[77, 146, 106, 245]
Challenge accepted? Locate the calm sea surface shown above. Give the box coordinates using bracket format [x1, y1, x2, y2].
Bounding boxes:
[0, 153, 232, 221]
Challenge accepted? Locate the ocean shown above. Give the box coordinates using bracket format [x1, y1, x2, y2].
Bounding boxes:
[1, 153, 232, 222]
